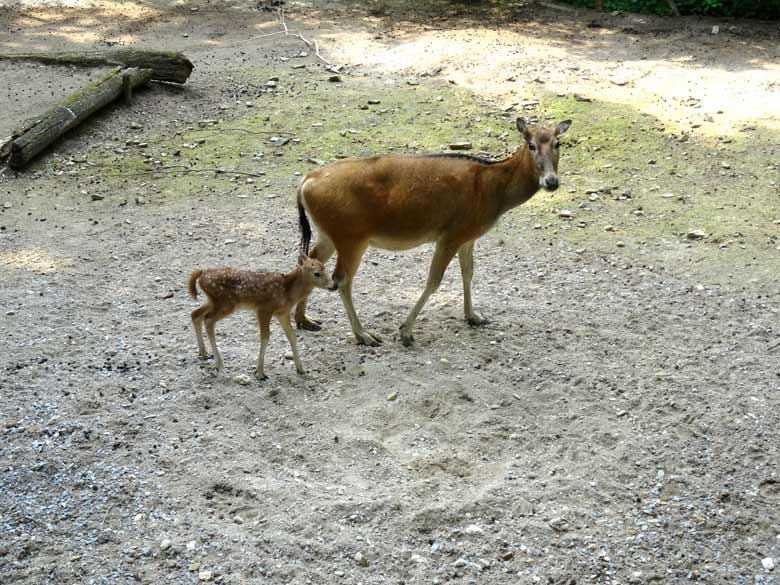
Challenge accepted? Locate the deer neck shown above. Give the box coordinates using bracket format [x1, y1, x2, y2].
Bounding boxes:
[496, 147, 541, 214]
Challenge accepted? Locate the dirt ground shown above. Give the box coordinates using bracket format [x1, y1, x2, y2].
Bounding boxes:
[1, 1, 779, 584]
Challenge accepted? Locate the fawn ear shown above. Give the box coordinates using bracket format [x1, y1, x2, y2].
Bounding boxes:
[297, 253, 307, 266]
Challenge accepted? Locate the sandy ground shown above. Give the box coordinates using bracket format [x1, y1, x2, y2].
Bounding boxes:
[1, 1, 779, 584]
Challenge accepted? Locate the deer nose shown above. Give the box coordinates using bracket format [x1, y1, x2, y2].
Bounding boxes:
[544, 176, 559, 191]
[328, 282, 339, 291]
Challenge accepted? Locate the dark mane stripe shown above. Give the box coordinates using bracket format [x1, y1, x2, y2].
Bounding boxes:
[417, 153, 499, 165]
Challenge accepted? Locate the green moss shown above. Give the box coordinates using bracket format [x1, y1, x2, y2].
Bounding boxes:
[87, 64, 779, 292]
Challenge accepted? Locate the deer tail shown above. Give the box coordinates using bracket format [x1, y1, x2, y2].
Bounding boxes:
[297, 182, 312, 257]
[188, 269, 202, 300]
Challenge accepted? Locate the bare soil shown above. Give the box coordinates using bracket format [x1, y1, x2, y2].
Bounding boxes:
[1, 2, 779, 584]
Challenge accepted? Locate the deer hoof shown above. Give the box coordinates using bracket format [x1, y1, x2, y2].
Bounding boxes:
[355, 330, 382, 346]
[296, 317, 322, 331]
[466, 313, 490, 327]
[198, 351, 210, 361]
[255, 371, 268, 381]
[296, 367, 306, 375]
[399, 328, 415, 347]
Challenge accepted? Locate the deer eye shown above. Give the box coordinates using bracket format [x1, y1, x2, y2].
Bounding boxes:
[528, 143, 537, 152]
[314, 272, 321, 277]
[554, 141, 560, 149]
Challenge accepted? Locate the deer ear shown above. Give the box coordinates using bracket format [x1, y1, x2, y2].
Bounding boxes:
[555, 120, 572, 136]
[516, 117, 533, 144]
[297, 253, 307, 266]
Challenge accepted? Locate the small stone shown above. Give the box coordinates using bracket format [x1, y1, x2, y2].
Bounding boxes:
[160, 539, 172, 551]
[186, 541, 196, 551]
[387, 392, 398, 401]
[245, 101, 254, 107]
[660, 192, 675, 198]
[605, 225, 615, 232]
[712, 25, 720, 34]
[407, 79, 419, 86]
[557, 209, 573, 218]
[588, 193, 599, 201]
[409, 553, 426, 563]
[762, 558, 775, 571]
[686, 229, 708, 240]
[265, 80, 277, 88]
[354, 551, 369, 567]
[549, 517, 569, 532]
[189, 562, 201, 571]
[233, 515, 244, 525]
[233, 374, 252, 385]
[198, 571, 214, 581]
[5, 310, 15, 316]
[367, 99, 381, 105]
[2, 202, 11, 208]
[328, 75, 342, 82]
[91, 194, 104, 201]
[573, 93, 592, 102]
[533, 223, 542, 229]
[500, 551, 514, 561]
[464, 524, 484, 535]
[449, 142, 473, 150]
[721, 161, 731, 169]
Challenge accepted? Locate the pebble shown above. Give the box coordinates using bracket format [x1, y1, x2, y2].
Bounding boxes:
[198, 570, 214, 581]
[449, 142, 473, 150]
[328, 75, 342, 83]
[186, 540, 196, 551]
[686, 229, 708, 240]
[233, 515, 244, 524]
[464, 524, 484, 535]
[387, 392, 398, 401]
[557, 209, 573, 218]
[409, 553, 426, 563]
[763, 558, 775, 571]
[354, 551, 369, 567]
[233, 374, 252, 385]
[160, 539, 172, 551]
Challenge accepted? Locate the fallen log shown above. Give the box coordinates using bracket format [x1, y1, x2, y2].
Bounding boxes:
[0, 49, 193, 83]
[2, 67, 153, 169]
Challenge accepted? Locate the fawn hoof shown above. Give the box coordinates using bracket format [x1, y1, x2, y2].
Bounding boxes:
[255, 371, 268, 381]
[197, 351, 210, 361]
[296, 316, 322, 331]
[466, 312, 490, 327]
[354, 330, 382, 346]
[296, 367, 306, 375]
[399, 326, 415, 347]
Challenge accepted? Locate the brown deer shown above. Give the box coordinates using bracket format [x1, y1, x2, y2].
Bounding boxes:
[188, 255, 335, 379]
[295, 117, 572, 347]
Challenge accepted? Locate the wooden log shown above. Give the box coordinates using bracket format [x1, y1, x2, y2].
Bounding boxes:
[0, 49, 193, 83]
[4, 67, 153, 169]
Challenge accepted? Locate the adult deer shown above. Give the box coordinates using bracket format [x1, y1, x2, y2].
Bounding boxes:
[295, 117, 572, 347]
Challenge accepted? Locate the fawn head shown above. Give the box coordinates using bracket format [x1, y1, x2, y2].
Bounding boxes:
[298, 254, 337, 291]
[517, 117, 572, 192]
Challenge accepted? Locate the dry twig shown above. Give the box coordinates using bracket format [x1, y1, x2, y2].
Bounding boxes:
[239, 7, 335, 67]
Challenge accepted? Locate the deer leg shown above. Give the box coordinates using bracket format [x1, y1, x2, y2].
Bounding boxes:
[204, 318, 223, 370]
[256, 312, 271, 380]
[333, 242, 381, 346]
[400, 240, 460, 347]
[295, 235, 336, 331]
[191, 304, 210, 359]
[458, 240, 489, 326]
[276, 311, 305, 374]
